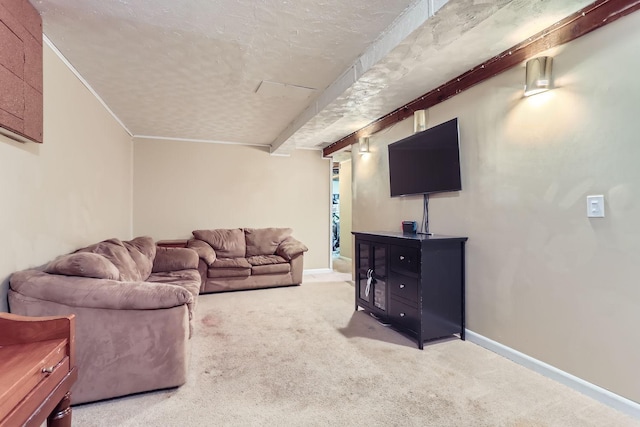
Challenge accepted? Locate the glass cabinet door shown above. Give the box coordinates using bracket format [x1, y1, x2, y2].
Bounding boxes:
[356, 240, 387, 314]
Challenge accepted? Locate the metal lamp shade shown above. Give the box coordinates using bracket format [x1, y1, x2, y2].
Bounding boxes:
[524, 56, 553, 96]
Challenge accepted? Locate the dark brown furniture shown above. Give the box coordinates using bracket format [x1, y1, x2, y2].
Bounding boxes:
[353, 231, 467, 349]
[156, 239, 188, 248]
[0, 313, 77, 427]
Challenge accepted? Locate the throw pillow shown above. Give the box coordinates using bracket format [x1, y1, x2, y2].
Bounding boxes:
[245, 228, 292, 256]
[45, 252, 119, 280]
[192, 228, 246, 258]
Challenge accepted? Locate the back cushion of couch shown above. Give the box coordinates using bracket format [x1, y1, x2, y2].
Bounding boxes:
[245, 228, 292, 256]
[45, 252, 120, 280]
[78, 238, 142, 281]
[193, 228, 246, 258]
[123, 236, 156, 280]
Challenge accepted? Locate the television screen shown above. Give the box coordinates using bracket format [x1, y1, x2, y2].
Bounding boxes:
[388, 117, 461, 197]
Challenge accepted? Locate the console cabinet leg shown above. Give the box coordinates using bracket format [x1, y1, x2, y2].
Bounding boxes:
[47, 392, 72, 427]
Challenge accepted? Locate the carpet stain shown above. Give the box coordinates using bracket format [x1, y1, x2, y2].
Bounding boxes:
[201, 314, 220, 327]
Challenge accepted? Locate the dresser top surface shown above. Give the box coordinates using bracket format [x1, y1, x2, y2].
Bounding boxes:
[353, 231, 467, 242]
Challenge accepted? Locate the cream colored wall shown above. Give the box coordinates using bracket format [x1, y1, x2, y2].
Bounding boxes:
[0, 43, 133, 311]
[352, 13, 640, 403]
[132, 140, 331, 269]
[339, 160, 352, 259]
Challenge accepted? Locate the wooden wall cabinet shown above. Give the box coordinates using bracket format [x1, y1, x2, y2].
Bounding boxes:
[0, 0, 43, 143]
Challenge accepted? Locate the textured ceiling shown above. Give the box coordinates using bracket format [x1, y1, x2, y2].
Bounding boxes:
[34, 0, 594, 153]
[272, 0, 595, 154]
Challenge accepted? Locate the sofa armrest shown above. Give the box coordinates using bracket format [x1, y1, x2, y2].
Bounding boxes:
[276, 236, 308, 261]
[9, 270, 193, 311]
[152, 247, 199, 272]
[186, 239, 216, 266]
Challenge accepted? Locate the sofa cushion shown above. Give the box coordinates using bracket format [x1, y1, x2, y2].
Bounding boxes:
[45, 252, 120, 280]
[208, 257, 252, 278]
[245, 228, 292, 256]
[276, 236, 309, 261]
[187, 239, 216, 265]
[212, 258, 252, 269]
[208, 267, 251, 278]
[147, 270, 202, 320]
[246, 255, 288, 266]
[152, 247, 199, 273]
[193, 228, 245, 258]
[78, 238, 142, 281]
[123, 236, 156, 280]
[251, 263, 290, 275]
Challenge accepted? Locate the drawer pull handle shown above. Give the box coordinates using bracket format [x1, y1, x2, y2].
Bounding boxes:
[399, 284, 405, 289]
[399, 256, 405, 260]
[400, 313, 405, 317]
[42, 366, 55, 375]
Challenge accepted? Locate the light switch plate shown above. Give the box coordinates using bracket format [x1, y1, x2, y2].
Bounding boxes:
[587, 195, 605, 218]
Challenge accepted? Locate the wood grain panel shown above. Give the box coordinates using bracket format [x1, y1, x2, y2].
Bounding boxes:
[0, 63, 24, 117]
[23, 32, 42, 93]
[0, 19, 22, 77]
[0, 0, 43, 143]
[24, 83, 42, 141]
[0, 340, 67, 422]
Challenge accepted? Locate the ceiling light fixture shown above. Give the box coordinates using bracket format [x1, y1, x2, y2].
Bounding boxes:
[524, 56, 553, 97]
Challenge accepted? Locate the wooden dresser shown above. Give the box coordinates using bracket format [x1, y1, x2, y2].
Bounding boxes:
[0, 313, 77, 427]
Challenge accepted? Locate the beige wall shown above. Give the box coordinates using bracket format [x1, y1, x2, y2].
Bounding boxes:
[0, 43, 133, 311]
[339, 160, 352, 259]
[351, 13, 640, 403]
[132, 140, 331, 269]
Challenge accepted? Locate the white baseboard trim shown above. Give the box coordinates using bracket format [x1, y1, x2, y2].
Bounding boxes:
[465, 330, 640, 419]
[303, 268, 333, 274]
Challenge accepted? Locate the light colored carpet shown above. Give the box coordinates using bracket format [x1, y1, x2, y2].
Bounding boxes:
[73, 279, 639, 426]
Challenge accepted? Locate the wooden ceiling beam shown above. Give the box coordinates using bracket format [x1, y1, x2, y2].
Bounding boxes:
[322, 0, 640, 157]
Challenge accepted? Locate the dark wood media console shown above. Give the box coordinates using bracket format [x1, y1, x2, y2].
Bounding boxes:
[353, 231, 467, 349]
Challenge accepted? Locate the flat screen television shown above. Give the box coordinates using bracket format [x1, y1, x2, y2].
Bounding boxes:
[388, 117, 461, 197]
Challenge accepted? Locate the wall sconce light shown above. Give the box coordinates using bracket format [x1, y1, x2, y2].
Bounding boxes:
[413, 110, 427, 133]
[358, 137, 370, 154]
[524, 56, 553, 97]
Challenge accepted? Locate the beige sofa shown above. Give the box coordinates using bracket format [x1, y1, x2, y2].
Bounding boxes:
[8, 236, 200, 405]
[187, 227, 308, 293]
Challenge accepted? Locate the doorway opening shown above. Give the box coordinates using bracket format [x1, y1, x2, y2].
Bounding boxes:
[331, 160, 352, 275]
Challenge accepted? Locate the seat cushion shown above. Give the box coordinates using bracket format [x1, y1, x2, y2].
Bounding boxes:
[247, 255, 287, 266]
[212, 258, 251, 269]
[251, 263, 290, 275]
[192, 228, 246, 258]
[208, 267, 251, 278]
[245, 228, 292, 256]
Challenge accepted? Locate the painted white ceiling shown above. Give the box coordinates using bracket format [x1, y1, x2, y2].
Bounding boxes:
[34, 0, 594, 154]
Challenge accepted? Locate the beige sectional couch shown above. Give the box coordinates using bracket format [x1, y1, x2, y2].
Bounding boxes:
[187, 227, 308, 293]
[8, 236, 200, 405]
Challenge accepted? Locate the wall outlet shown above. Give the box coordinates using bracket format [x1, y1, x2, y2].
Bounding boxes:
[587, 195, 605, 218]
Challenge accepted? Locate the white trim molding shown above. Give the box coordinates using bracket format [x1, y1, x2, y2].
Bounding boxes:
[43, 35, 133, 137]
[466, 330, 640, 420]
[303, 268, 333, 275]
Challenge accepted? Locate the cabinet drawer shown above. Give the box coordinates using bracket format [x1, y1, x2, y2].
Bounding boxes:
[389, 245, 419, 274]
[389, 273, 419, 305]
[389, 299, 419, 333]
